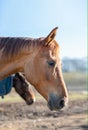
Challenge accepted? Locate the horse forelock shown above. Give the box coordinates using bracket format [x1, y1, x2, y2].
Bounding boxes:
[43, 40, 59, 55]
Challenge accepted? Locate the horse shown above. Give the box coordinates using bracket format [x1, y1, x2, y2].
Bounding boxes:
[0, 27, 68, 111]
[13, 73, 35, 105]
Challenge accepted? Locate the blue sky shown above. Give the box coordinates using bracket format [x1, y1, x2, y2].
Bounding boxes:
[0, 0, 87, 58]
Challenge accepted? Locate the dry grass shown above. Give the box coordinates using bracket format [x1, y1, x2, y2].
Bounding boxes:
[63, 72, 87, 86]
[0, 72, 87, 103]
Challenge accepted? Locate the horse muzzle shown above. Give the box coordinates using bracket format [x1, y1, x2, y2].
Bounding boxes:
[47, 94, 68, 111]
[26, 97, 36, 105]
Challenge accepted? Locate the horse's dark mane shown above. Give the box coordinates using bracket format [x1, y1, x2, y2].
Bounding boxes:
[0, 37, 58, 59]
[0, 37, 42, 58]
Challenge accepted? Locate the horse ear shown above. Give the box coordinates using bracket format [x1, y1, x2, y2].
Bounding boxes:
[45, 27, 58, 46]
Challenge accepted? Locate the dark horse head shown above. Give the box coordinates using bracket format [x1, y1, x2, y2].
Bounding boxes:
[13, 73, 35, 105]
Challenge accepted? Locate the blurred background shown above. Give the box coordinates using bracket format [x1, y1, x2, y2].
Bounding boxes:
[0, 0, 87, 99]
[0, 1, 87, 129]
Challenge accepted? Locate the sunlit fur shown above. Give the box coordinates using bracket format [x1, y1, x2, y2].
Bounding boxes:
[0, 27, 68, 110]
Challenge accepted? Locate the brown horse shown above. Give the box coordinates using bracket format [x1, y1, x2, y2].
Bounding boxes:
[13, 73, 35, 105]
[0, 27, 68, 111]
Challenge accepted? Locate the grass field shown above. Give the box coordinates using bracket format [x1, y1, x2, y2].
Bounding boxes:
[0, 90, 87, 103]
[63, 72, 87, 86]
[0, 72, 87, 103]
[63, 72, 87, 92]
[0, 72, 87, 130]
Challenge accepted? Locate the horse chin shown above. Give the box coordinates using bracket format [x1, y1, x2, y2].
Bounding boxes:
[26, 101, 33, 105]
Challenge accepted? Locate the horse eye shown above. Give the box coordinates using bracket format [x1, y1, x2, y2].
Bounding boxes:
[47, 61, 56, 67]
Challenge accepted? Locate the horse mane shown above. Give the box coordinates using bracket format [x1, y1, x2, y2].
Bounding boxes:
[0, 37, 42, 59]
[0, 37, 58, 60]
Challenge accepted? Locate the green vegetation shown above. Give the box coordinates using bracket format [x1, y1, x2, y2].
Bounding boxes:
[0, 93, 23, 103]
[63, 72, 87, 86]
[0, 92, 87, 103]
[69, 92, 87, 100]
[0, 72, 87, 103]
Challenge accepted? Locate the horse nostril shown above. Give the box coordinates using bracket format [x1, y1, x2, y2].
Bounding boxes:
[59, 99, 65, 108]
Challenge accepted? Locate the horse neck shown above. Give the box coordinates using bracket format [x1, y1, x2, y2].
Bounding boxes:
[0, 38, 39, 80]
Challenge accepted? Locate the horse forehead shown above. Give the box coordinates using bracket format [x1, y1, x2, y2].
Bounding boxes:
[41, 42, 60, 57]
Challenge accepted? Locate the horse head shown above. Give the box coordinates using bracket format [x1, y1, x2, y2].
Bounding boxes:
[24, 27, 68, 111]
[13, 73, 35, 105]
